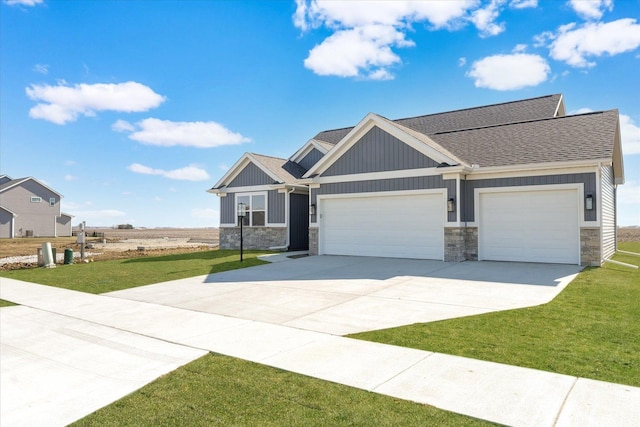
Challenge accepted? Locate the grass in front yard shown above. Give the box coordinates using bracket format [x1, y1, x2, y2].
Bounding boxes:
[350, 242, 640, 387]
[0, 250, 268, 294]
[72, 352, 490, 427]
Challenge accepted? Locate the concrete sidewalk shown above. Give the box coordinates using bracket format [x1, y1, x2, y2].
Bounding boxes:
[1, 276, 639, 426]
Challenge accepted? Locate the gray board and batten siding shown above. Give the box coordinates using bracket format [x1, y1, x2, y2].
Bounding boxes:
[298, 148, 325, 171]
[227, 163, 275, 187]
[311, 176, 457, 223]
[462, 173, 597, 222]
[322, 127, 440, 176]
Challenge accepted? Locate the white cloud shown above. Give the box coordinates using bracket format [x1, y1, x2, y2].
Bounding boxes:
[64, 160, 76, 166]
[66, 209, 126, 219]
[26, 81, 166, 124]
[64, 174, 77, 181]
[219, 164, 230, 172]
[569, 107, 594, 115]
[294, 0, 510, 79]
[118, 118, 250, 148]
[127, 163, 211, 181]
[620, 114, 640, 155]
[568, 0, 612, 20]
[4, 0, 43, 6]
[470, 0, 506, 38]
[458, 57, 467, 66]
[32, 64, 49, 74]
[510, 0, 537, 8]
[111, 119, 135, 133]
[512, 43, 528, 53]
[547, 19, 640, 67]
[304, 25, 411, 79]
[467, 53, 550, 90]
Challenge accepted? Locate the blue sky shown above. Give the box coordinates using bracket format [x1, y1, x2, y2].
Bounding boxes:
[1, 0, 639, 227]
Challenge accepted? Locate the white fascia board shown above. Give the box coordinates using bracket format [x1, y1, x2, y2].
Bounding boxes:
[217, 184, 279, 193]
[289, 139, 328, 163]
[303, 113, 458, 179]
[0, 205, 18, 216]
[555, 94, 566, 117]
[464, 159, 605, 180]
[211, 153, 252, 189]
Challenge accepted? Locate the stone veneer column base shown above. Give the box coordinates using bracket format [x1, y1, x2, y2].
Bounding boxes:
[308, 227, 319, 255]
[580, 227, 602, 266]
[219, 227, 287, 250]
[444, 227, 478, 262]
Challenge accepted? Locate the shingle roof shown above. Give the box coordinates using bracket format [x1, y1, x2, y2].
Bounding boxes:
[312, 94, 563, 146]
[250, 153, 307, 182]
[428, 110, 619, 167]
[0, 177, 30, 193]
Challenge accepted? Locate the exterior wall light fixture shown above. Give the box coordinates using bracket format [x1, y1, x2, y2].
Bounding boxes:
[585, 194, 594, 211]
[309, 204, 316, 216]
[447, 198, 455, 213]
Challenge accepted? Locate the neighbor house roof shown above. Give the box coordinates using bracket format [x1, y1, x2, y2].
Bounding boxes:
[0, 176, 63, 197]
[312, 94, 564, 147]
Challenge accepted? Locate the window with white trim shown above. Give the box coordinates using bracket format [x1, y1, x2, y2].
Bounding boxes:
[30, 196, 42, 203]
[236, 193, 266, 226]
[50, 198, 56, 207]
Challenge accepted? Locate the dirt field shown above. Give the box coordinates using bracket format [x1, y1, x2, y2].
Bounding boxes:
[0, 228, 220, 269]
[618, 227, 640, 242]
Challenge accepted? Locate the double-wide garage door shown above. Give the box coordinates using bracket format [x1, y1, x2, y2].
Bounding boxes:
[320, 193, 444, 260]
[479, 189, 580, 264]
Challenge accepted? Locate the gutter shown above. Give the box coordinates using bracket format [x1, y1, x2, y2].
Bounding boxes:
[269, 187, 295, 251]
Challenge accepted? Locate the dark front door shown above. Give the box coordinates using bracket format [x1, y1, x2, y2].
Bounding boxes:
[289, 193, 309, 250]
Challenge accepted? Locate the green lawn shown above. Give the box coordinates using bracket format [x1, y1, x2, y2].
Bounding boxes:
[0, 250, 268, 294]
[351, 242, 640, 387]
[72, 352, 491, 427]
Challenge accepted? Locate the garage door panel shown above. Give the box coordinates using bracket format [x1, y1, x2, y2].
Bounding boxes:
[321, 193, 444, 260]
[479, 189, 579, 264]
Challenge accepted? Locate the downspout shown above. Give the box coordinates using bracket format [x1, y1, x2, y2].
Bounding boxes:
[269, 187, 294, 251]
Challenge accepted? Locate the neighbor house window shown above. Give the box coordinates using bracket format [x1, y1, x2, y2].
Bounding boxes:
[30, 196, 42, 203]
[49, 198, 56, 207]
[236, 193, 266, 226]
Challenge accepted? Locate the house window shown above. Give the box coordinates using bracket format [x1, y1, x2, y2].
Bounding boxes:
[236, 193, 266, 226]
[50, 198, 56, 207]
[30, 196, 42, 203]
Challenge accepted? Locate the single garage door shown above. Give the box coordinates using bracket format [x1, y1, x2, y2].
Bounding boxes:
[479, 189, 579, 264]
[320, 193, 444, 259]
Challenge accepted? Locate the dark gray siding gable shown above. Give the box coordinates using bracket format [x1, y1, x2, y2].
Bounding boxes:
[228, 163, 274, 187]
[463, 173, 597, 222]
[322, 126, 439, 176]
[298, 148, 324, 171]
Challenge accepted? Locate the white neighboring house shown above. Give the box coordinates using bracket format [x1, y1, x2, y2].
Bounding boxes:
[0, 175, 73, 238]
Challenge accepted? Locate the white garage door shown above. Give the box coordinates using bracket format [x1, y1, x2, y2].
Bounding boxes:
[320, 193, 444, 260]
[479, 189, 579, 264]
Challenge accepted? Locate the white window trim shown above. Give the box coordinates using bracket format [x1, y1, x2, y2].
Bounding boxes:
[30, 196, 42, 203]
[49, 198, 56, 207]
[235, 191, 268, 227]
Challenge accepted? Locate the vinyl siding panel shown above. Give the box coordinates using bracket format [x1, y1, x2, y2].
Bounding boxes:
[0, 209, 13, 238]
[2, 181, 60, 237]
[298, 149, 324, 171]
[322, 126, 439, 176]
[220, 194, 236, 224]
[228, 163, 274, 187]
[268, 190, 285, 224]
[463, 173, 597, 222]
[601, 166, 616, 260]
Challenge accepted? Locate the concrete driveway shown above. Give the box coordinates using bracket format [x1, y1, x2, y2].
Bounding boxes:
[106, 256, 583, 335]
